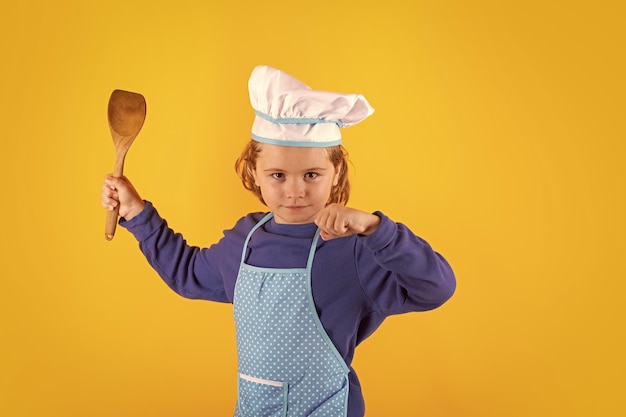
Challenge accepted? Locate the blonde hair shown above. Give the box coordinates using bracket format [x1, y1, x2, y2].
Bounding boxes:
[235, 140, 350, 206]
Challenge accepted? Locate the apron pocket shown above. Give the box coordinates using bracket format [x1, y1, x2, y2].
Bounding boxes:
[237, 373, 287, 417]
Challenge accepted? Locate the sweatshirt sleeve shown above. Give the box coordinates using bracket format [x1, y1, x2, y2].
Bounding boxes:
[355, 211, 456, 314]
[119, 201, 243, 303]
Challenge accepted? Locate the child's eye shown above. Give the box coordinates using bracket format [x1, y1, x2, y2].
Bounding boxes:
[271, 173, 285, 179]
[304, 172, 318, 179]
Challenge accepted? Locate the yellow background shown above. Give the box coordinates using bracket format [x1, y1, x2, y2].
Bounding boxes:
[1, 0, 624, 416]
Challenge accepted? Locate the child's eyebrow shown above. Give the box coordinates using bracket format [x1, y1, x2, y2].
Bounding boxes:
[262, 167, 328, 172]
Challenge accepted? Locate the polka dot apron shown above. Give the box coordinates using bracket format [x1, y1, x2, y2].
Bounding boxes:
[233, 213, 350, 417]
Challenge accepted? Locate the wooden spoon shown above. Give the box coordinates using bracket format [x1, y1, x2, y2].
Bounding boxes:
[104, 89, 146, 240]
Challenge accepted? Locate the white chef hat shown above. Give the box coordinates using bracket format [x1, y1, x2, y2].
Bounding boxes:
[248, 65, 374, 147]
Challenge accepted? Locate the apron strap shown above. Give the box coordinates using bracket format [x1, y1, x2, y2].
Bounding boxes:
[240, 212, 322, 270]
[304, 229, 350, 375]
[306, 228, 322, 271]
[239, 212, 275, 268]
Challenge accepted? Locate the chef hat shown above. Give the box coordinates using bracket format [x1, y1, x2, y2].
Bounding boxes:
[248, 65, 374, 147]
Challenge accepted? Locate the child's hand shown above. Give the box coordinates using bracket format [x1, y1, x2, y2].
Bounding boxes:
[314, 204, 381, 241]
[101, 175, 145, 221]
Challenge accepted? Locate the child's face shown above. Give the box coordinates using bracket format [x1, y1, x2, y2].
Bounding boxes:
[253, 144, 340, 224]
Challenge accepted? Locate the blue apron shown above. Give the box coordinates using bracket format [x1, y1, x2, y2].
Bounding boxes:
[233, 213, 350, 417]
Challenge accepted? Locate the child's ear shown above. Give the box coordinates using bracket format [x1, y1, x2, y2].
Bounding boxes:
[333, 166, 341, 187]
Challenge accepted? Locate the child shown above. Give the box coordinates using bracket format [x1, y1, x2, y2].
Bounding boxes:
[101, 65, 456, 417]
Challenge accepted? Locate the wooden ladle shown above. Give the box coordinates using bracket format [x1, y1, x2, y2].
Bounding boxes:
[104, 89, 146, 240]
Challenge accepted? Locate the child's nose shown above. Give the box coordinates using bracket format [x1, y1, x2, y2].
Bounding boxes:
[286, 178, 305, 198]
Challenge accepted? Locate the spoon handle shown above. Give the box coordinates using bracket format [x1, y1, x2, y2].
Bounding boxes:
[104, 154, 126, 240]
[105, 204, 120, 240]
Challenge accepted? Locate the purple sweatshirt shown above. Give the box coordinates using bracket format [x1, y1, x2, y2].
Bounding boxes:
[121, 201, 456, 417]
